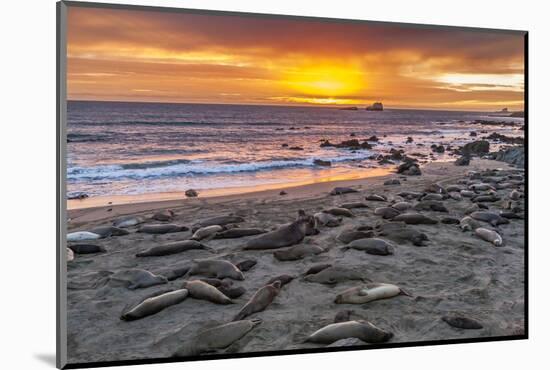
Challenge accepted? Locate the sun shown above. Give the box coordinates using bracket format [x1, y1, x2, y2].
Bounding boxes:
[282, 64, 365, 99]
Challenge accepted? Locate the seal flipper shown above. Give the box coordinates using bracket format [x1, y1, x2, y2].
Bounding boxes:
[399, 288, 413, 297]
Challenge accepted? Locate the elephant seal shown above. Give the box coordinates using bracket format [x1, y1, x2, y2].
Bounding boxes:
[393, 213, 438, 225]
[470, 211, 509, 226]
[233, 281, 281, 321]
[113, 216, 145, 228]
[244, 210, 317, 250]
[469, 183, 495, 191]
[273, 244, 324, 261]
[374, 207, 400, 219]
[121, 289, 189, 321]
[365, 194, 387, 202]
[315, 212, 342, 227]
[391, 202, 413, 212]
[266, 274, 294, 287]
[330, 187, 358, 195]
[475, 228, 503, 246]
[460, 190, 475, 198]
[413, 200, 448, 213]
[421, 193, 444, 201]
[334, 283, 410, 304]
[89, 226, 130, 238]
[499, 211, 523, 220]
[343, 238, 394, 256]
[446, 185, 463, 193]
[67, 231, 101, 242]
[376, 222, 428, 246]
[67, 248, 74, 262]
[158, 266, 191, 281]
[181, 280, 233, 304]
[235, 259, 257, 272]
[459, 216, 482, 231]
[473, 194, 500, 203]
[173, 319, 262, 357]
[397, 191, 422, 200]
[68, 244, 106, 254]
[323, 208, 355, 217]
[509, 190, 521, 200]
[187, 259, 244, 280]
[336, 230, 374, 244]
[305, 320, 393, 344]
[193, 215, 245, 231]
[138, 224, 189, 234]
[191, 225, 224, 241]
[304, 267, 366, 285]
[442, 315, 483, 329]
[304, 264, 332, 276]
[152, 210, 175, 221]
[214, 228, 267, 239]
[219, 285, 246, 299]
[136, 240, 210, 257]
[109, 269, 168, 290]
[334, 310, 354, 323]
[441, 217, 460, 225]
[339, 202, 369, 209]
[424, 183, 446, 194]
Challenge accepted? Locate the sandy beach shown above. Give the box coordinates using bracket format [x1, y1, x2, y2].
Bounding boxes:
[66, 158, 525, 365]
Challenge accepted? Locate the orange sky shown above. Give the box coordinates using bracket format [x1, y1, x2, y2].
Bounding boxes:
[66, 6, 525, 111]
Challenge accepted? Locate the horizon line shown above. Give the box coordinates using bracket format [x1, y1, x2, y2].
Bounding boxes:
[66, 98, 524, 114]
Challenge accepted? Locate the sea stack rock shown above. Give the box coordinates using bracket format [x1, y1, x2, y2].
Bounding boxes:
[366, 102, 384, 111]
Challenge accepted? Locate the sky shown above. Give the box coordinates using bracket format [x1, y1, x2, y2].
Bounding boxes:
[66, 6, 525, 111]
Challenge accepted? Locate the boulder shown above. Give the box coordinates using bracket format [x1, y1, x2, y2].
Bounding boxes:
[461, 140, 490, 156]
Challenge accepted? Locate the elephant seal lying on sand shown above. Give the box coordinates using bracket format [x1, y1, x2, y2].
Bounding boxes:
[233, 281, 281, 321]
[305, 320, 393, 344]
[243, 210, 317, 250]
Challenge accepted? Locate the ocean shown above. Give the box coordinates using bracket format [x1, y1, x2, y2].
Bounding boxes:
[66, 101, 523, 203]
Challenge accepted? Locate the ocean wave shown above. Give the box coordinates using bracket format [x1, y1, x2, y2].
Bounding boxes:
[67, 153, 372, 181]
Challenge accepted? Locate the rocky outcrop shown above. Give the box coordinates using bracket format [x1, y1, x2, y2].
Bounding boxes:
[366, 102, 383, 111]
[313, 159, 332, 166]
[483, 132, 524, 145]
[320, 139, 372, 150]
[491, 146, 525, 167]
[454, 155, 470, 166]
[461, 140, 490, 156]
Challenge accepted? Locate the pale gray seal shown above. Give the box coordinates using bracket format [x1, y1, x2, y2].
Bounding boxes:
[187, 259, 244, 280]
[273, 244, 324, 261]
[365, 194, 387, 201]
[459, 216, 482, 231]
[375, 222, 428, 246]
[109, 269, 168, 290]
[336, 230, 374, 244]
[460, 190, 475, 198]
[266, 274, 294, 287]
[244, 210, 317, 250]
[113, 216, 145, 228]
[305, 320, 393, 344]
[233, 281, 281, 321]
[158, 266, 191, 281]
[343, 238, 394, 255]
[214, 228, 267, 239]
[374, 207, 400, 219]
[193, 215, 245, 231]
[323, 208, 355, 217]
[314, 212, 342, 227]
[68, 244, 106, 254]
[137, 224, 189, 234]
[121, 289, 189, 321]
[413, 200, 448, 213]
[470, 211, 509, 226]
[173, 319, 262, 357]
[334, 283, 410, 304]
[152, 210, 175, 221]
[89, 226, 130, 238]
[393, 213, 438, 225]
[67, 248, 74, 262]
[304, 267, 366, 285]
[191, 225, 224, 241]
[475, 227, 503, 246]
[136, 240, 210, 257]
[67, 231, 101, 242]
[391, 202, 413, 212]
[442, 315, 483, 329]
[304, 264, 332, 276]
[181, 280, 233, 304]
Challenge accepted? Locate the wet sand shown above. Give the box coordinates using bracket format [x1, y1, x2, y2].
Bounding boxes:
[66, 158, 525, 365]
